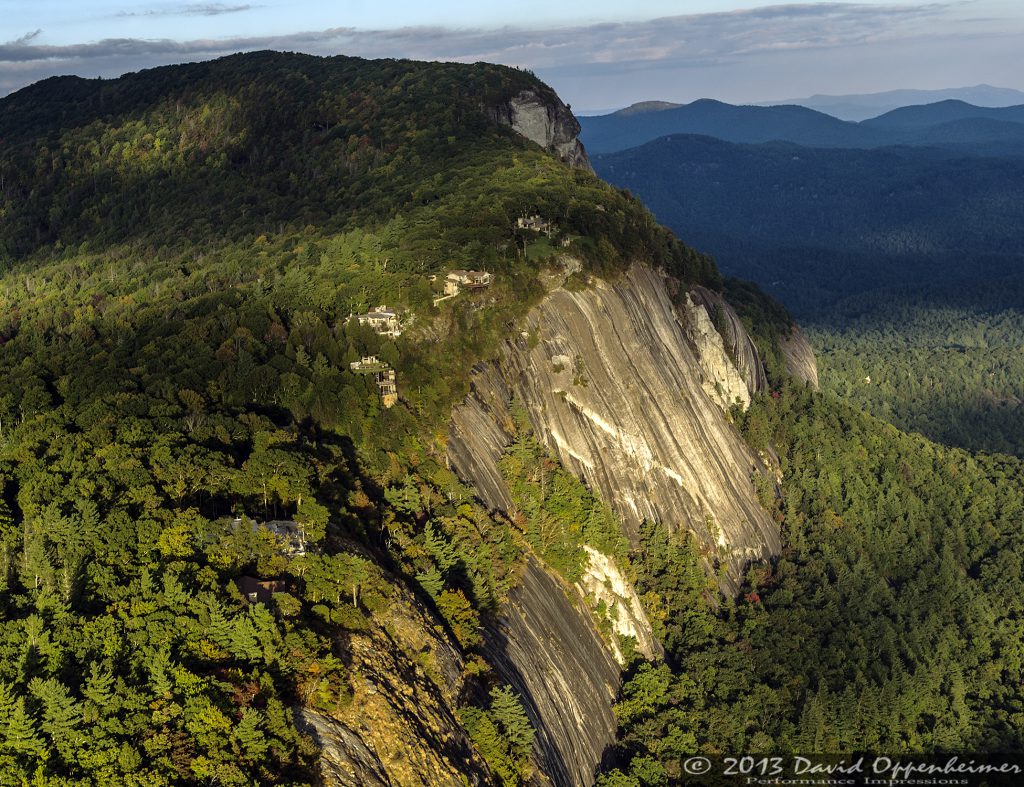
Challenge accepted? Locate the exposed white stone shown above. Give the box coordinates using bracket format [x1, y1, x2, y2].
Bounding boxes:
[679, 292, 752, 412]
[493, 90, 592, 171]
[448, 263, 781, 592]
[577, 546, 659, 664]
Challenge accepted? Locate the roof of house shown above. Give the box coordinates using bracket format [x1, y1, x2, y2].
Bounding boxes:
[234, 575, 288, 604]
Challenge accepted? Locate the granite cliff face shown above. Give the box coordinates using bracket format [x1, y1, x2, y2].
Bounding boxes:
[491, 89, 592, 171]
[689, 285, 769, 399]
[449, 263, 780, 578]
[484, 557, 622, 787]
[780, 324, 820, 390]
[444, 261, 786, 786]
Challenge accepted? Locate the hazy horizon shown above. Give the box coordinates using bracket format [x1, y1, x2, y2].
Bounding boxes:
[3, 1, 1023, 108]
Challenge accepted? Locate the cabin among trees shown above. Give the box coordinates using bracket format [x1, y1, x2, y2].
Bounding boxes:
[350, 355, 399, 408]
[234, 576, 289, 605]
[517, 215, 555, 235]
[352, 305, 402, 337]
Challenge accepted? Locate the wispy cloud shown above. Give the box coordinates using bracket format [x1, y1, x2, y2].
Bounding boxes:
[0, 2, 1017, 100]
[116, 3, 258, 18]
[5, 30, 42, 47]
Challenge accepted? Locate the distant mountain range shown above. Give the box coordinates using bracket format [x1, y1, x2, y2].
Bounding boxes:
[593, 134, 1024, 314]
[764, 85, 1024, 121]
[578, 98, 1024, 156]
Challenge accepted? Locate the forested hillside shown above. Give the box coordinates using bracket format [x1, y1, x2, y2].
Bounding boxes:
[0, 52, 714, 785]
[598, 382, 1024, 785]
[4, 50, 1024, 787]
[593, 134, 1024, 315]
[808, 280, 1024, 456]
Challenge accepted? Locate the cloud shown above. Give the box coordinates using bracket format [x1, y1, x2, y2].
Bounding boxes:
[117, 3, 257, 17]
[6, 30, 42, 46]
[0, 2, 1017, 101]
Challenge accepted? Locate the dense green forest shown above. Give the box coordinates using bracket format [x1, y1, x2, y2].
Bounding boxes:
[597, 382, 1024, 785]
[5, 48, 1024, 787]
[0, 52, 714, 785]
[808, 280, 1024, 457]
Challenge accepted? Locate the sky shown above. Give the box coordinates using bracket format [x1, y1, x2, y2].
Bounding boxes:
[2, 1, 1023, 109]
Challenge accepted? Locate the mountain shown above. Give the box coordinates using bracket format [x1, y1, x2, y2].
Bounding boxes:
[3, 51, 1024, 787]
[609, 100, 683, 116]
[578, 97, 1024, 155]
[579, 98, 877, 153]
[0, 50, 784, 786]
[863, 99, 1024, 129]
[593, 133, 1024, 456]
[593, 134, 1024, 313]
[768, 84, 1024, 121]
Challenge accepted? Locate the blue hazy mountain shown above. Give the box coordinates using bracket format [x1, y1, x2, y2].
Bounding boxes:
[766, 85, 1024, 121]
[580, 98, 1024, 155]
[863, 99, 1024, 129]
[592, 133, 1024, 314]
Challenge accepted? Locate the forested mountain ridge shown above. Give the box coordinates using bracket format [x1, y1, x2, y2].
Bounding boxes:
[4, 50, 1024, 787]
[0, 51, 741, 786]
[593, 134, 1024, 314]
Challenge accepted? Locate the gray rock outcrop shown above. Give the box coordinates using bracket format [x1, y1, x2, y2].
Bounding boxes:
[300, 568, 490, 786]
[779, 324, 820, 390]
[688, 285, 769, 398]
[483, 557, 621, 787]
[491, 89, 592, 171]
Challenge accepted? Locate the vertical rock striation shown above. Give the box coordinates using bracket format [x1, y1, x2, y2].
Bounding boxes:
[302, 569, 491, 786]
[688, 285, 769, 399]
[483, 557, 621, 787]
[445, 261, 795, 787]
[449, 263, 780, 582]
[577, 546, 661, 663]
[779, 324, 820, 390]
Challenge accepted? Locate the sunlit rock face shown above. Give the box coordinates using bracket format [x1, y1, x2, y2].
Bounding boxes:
[679, 289, 754, 413]
[491, 89, 592, 171]
[688, 284, 769, 401]
[447, 261, 785, 787]
[449, 263, 780, 587]
[297, 574, 490, 786]
[578, 545, 661, 664]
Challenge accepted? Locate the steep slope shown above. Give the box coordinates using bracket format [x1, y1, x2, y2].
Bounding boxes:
[778, 325, 819, 390]
[689, 284, 769, 398]
[490, 89, 592, 170]
[483, 557, 621, 787]
[293, 569, 491, 786]
[449, 263, 780, 587]
[0, 51, 803, 787]
[447, 261, 783, 786]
